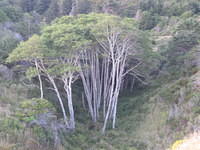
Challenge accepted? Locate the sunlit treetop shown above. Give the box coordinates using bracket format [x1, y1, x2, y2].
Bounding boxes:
[41, 13, 138, 54]
[7, 35, 48, 63]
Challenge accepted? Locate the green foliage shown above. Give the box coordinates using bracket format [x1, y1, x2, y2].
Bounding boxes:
[44, 0, 60, 22]
[47, 64, 80, 76]
[20, 0, 35, 12]
[176, 17, 200, 34]
[0, 9, 8, 22]
[15, 13, 41, 39]
[139, 0, 163, 14]
[35, 0, 51, 14]
[77, 0, 91, 14]
[159, 78, 190, 104]
[7, 34, 47, 62]
[0, 32, 19, 63]
[189, 0, 200, 14]
[170, 31, 199, 54]
[139, 11, 160, 30]
[0, 117, 24, 135]
[192, 106, 200, 114]
[26, 67, 38, 80]
[138, 0, 199, 25]
[89, 0, 138, 17]
[161, 17, 200, 77]
[0, 0, 200, 149]
[42, 15, 93, 51]
[165, 33, 199, 74]
[1, 6, 23, 22]
[42, 13, 137, 54]
[15, 98, 55, 122]
[32, 125, 54, 144]
[180, 11, 193, 19]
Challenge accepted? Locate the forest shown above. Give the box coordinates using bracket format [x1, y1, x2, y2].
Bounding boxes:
[0, 0, 200, 150]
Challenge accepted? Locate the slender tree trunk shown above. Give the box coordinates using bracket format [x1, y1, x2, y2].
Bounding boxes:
[101, 31, 131, 133]
[35, 59, 43, 99]
[79, 61, 95, 121]
[63, 74, 75, 129]
[39, 61, 69, 127]
[102, 47, 117, 133]
[102, 58, 110, 118]
[48, 75, 69, 127]
[79, 49, 104, 123]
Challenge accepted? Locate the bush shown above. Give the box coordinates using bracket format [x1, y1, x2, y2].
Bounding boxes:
[171, 31, 199, 53]
[139, 0, 163, 14]
[177, 17, 200, 34]
[15, 98, 55, 122]
[159, 78, 190, 104]
[0, 9, 8, 22]
[15, 13, 41, 39]
[139, 11, 160, 30]
[1, 6, 23, 22]
[0, 117, 24, 135]
[189, 1, 200, 14]
[165, 24, 199, 67]
[0, 33, 19, 63]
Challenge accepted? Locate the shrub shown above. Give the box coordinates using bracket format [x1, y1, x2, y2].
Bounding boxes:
[171, 31, 199, 53]
[0, 9, 8, 22]
[189, 1, 200, 14]
[139, 11, 160, 30]
[0, 34, 19, 63]
[2, 6, 23, 22]
[177, 18, 200, 34]
[15, 98, 55, 122]
[166, 27, 199, 68]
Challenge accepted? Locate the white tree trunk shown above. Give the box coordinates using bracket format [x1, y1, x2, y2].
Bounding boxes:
[101, 30, 131, 133]
[39, 61, 70, 127]
[49, 75, 69, 127]
[35, 60, 43, 99]
[63, 73, 75, 129]
[79, 49, 104, 123]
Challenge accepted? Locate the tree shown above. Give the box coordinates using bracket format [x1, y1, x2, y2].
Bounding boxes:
[42, 14, 141, 132]
[139, 11, 160, 30]
[41, 15, 92, 128]
[76, 0, 91, 14]
[1, 6, 23, 22]
[90, 14, 139, 132]
[0, 9, 8, 22]
[189, 1, 200, 14]
[20, 0, 35, 12]
[16, 13, 41, 39]
[36, 0, 51, 14]
[7, 35, 46, 99]
[58, 0, 72, 15]
[7, 34, 72, 128]
[44, 1, 60, 22]
[0, 30, 19, 63]
[8, 13, 144, 132]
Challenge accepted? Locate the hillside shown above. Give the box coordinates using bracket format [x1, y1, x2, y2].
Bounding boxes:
[0, 0, 200, 150]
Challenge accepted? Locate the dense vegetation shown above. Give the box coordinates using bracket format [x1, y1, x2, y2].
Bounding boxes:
[0, 0, 200, 150]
